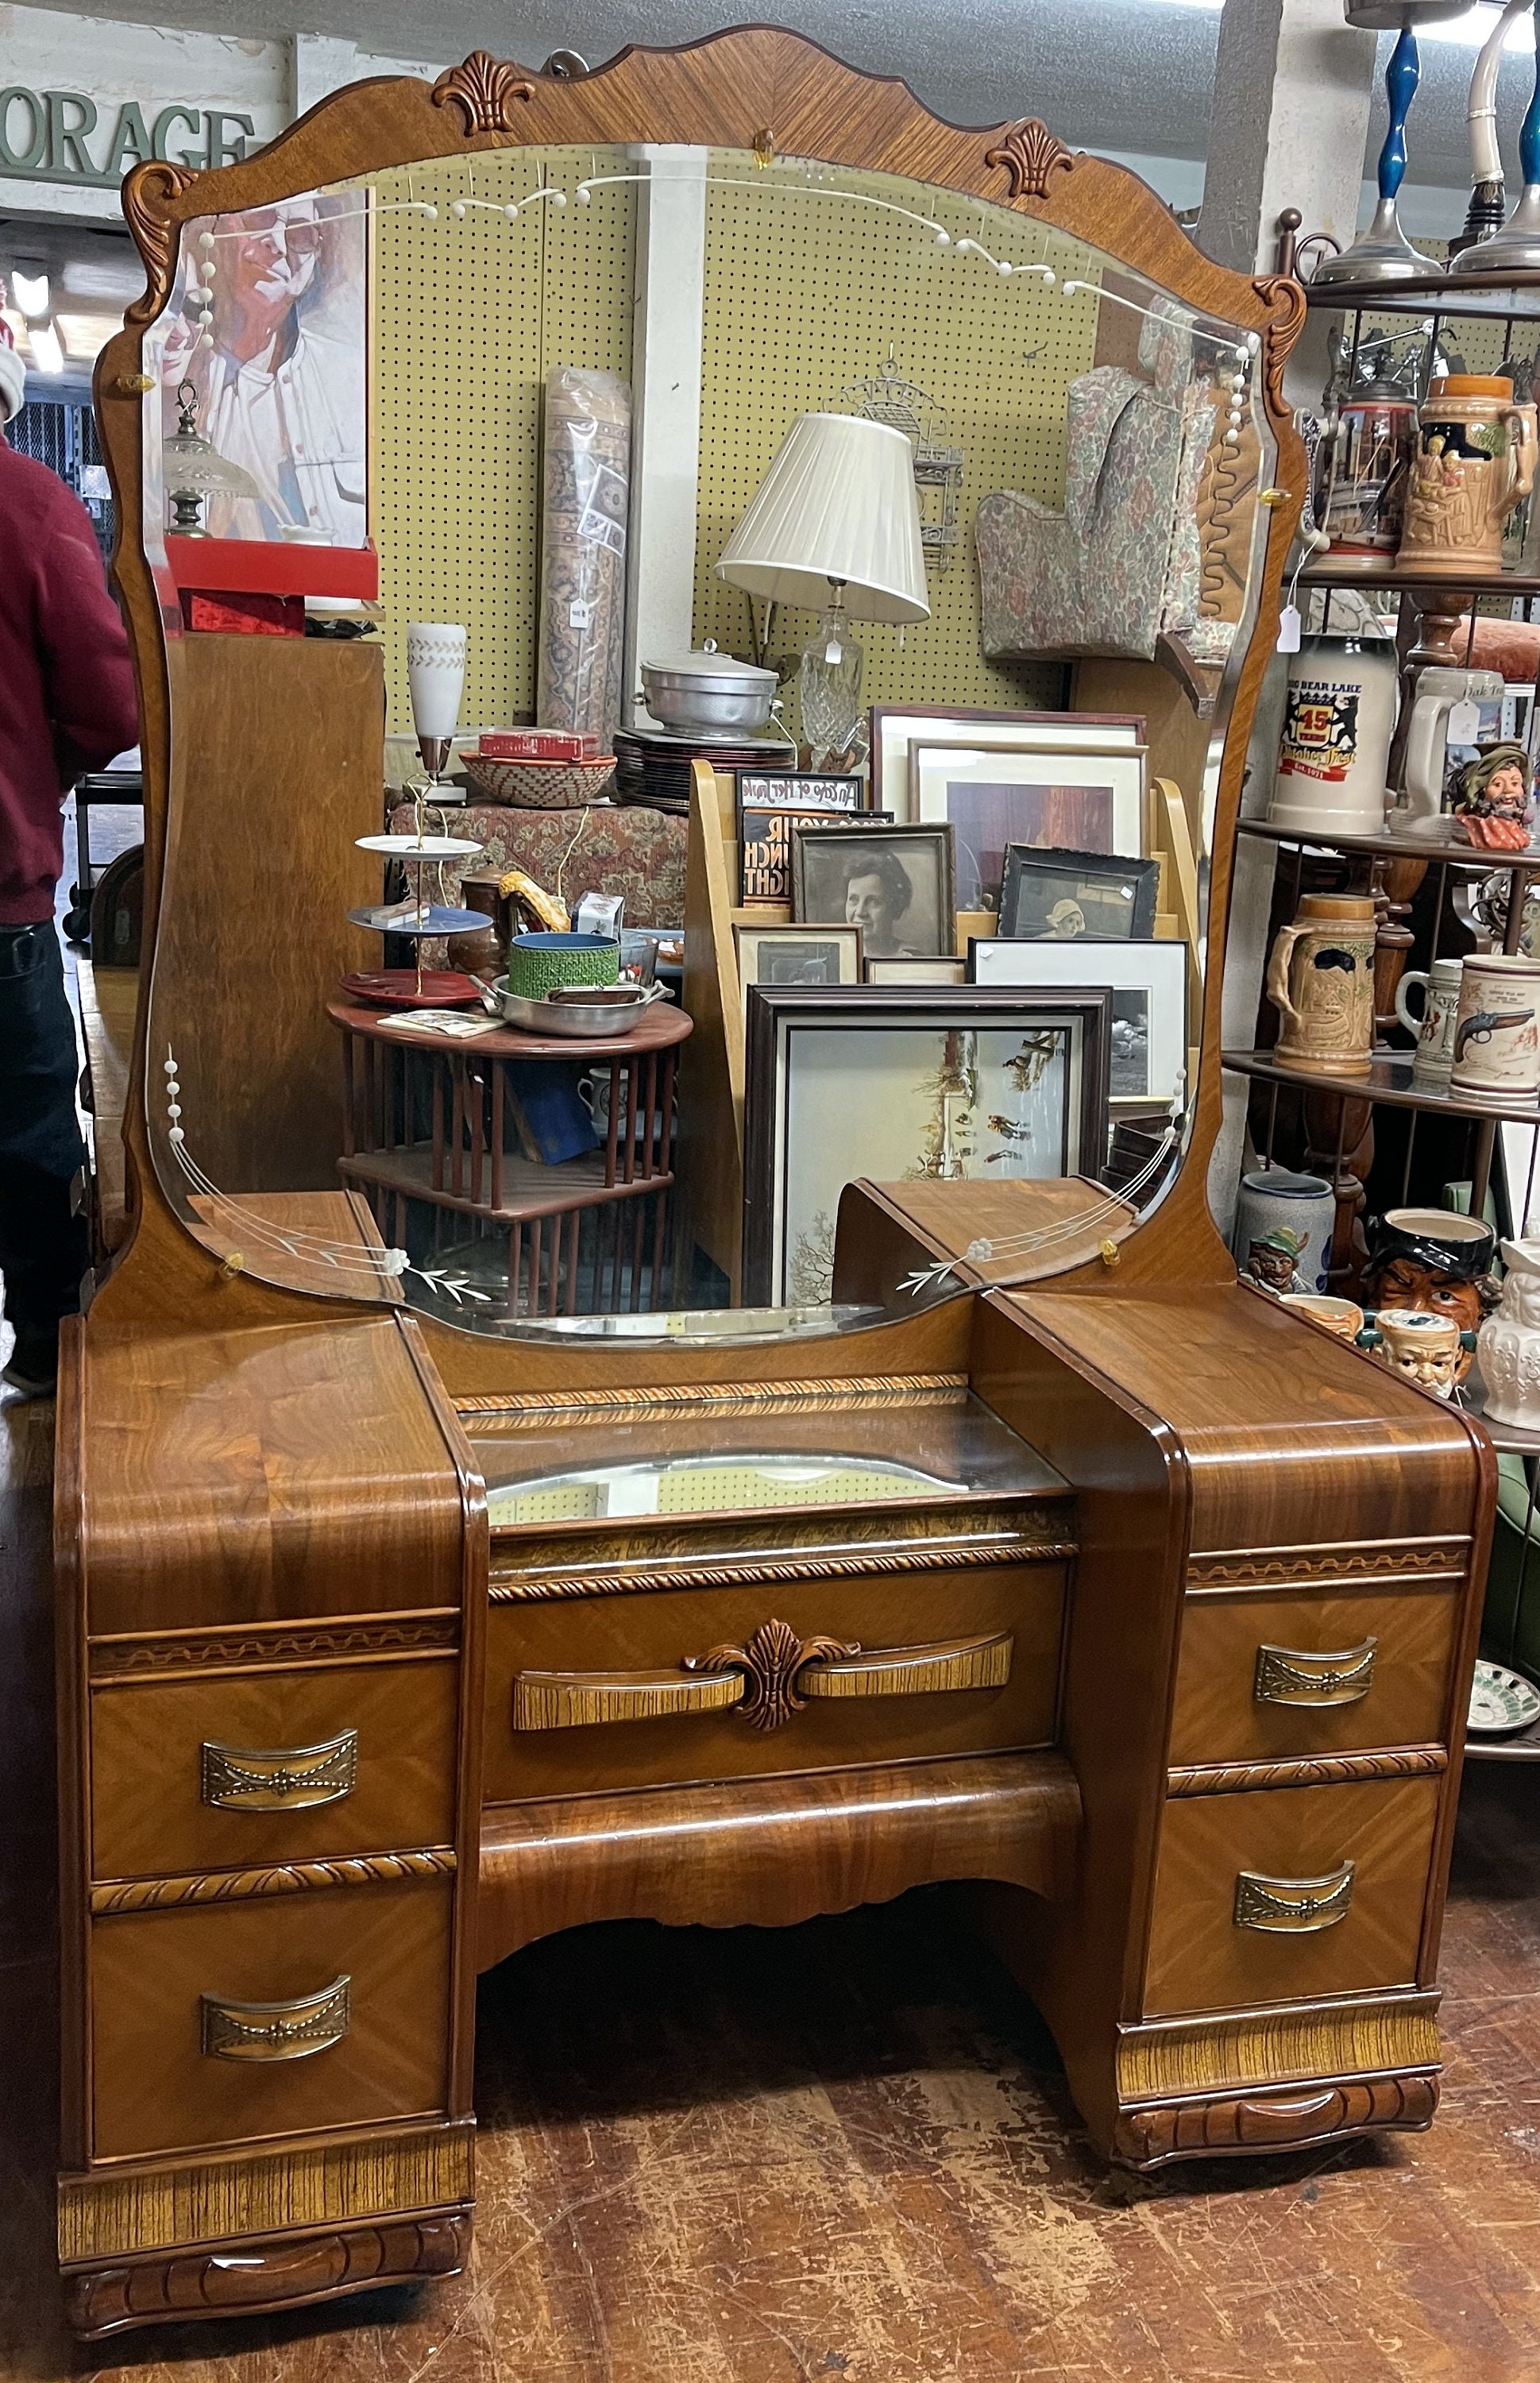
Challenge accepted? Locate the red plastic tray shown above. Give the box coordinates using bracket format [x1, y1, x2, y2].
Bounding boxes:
[165, 535, 380, 601]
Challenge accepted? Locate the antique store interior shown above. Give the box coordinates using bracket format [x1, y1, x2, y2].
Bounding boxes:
[17, 0, 1540, 2375]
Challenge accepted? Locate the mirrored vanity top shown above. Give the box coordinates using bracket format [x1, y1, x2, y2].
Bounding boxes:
[469, 1390, 1067, 1530]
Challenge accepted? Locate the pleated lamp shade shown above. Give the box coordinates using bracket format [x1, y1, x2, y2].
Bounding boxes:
[717, 413, 929, 625]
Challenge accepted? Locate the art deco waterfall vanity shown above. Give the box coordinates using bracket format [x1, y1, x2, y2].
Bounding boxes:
[58, 32, 1494, 2335]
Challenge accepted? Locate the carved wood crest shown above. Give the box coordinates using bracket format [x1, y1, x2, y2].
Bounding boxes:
[685, 1617, 858, 1731]
[983, 119, 1077, 203]
[122, 159, 200, 326]
[432, 52, 535, 134]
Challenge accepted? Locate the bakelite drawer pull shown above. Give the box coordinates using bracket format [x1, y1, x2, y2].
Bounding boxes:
[200, 1976, 351, 2062]
[1253, 1641, 1377, 1707]
[200, 1732, 358, 1811]
[1233, 1861, 1355, 1933]
[513, 1667, 745, 1731]
[513, 1620, 1013, 1736]
[798, 1631, 1013, 1700]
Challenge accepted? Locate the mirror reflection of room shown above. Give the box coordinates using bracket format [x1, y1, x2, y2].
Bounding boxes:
[141, 136, 1270, 1335]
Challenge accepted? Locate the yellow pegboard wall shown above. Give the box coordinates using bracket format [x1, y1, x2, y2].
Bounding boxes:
[693, 160, 1103, 719]
[364, 147, 635, 736]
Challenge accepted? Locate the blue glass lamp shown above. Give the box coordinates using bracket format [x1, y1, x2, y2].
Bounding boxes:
[1466, 0, 1540, 272]
[1313, 3, 1466, 286]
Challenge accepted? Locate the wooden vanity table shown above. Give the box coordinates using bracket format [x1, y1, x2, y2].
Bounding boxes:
[58, 29, 1493, 2337]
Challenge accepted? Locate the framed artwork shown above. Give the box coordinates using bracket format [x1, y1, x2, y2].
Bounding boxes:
[970, 934, 1188, 1112]
[743, 985, 1113, 1304]
[910, 740, 1147, 910]
[165, 195, 368, 543]
[870, 705, 1144, 824]
[866, 956, 967, 985]
[739, 809, 889, 906]
[735, 922, 863, 1012]
[792, 822, 956, 959]
[999, 844, 1160, 942]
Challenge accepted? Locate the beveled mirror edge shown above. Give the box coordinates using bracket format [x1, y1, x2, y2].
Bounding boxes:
[85, 25, 1307, 1360]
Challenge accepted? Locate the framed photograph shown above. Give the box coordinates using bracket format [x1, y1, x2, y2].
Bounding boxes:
[970, 935, 1188, 1112]
[743, 985, 1114, 1304]
[866, 956, 967, 985]
[999, 844, 1160, 942]
[910, 740, 1147, 910]
[870, 705, 1144, 824]
[739, 809, 889, 906]
[792, 822, 956, 960]
[735, 922, 863, 1013]
[734, 771, 863, 825]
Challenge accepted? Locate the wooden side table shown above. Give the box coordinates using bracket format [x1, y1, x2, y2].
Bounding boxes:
[328, 998, 692, 1317]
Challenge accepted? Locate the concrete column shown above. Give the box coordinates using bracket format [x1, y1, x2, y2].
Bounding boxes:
[291, 34, 360, 122]
[623, 145, 708, 724]
[1198, 0, 1379, 1236]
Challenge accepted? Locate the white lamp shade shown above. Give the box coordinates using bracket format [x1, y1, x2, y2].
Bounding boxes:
[716, 413, 929, 626]
[406, 622, 468, 740]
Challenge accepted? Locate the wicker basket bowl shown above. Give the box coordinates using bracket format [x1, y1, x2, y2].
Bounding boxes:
[462, 753, 616, 808]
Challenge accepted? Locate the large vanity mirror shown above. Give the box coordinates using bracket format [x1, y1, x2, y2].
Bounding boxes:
[98, 37, 1297, 1346]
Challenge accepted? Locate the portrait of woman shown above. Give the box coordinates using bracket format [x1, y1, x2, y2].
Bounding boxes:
[793, 825, 955, 958]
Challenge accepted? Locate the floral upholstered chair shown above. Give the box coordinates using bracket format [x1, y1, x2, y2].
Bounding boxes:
[975, 299, 1235, 698]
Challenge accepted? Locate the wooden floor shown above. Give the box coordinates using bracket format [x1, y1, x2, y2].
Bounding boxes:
[7, 1381, 1540, 2382]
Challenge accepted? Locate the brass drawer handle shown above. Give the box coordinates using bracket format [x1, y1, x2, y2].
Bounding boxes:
[515, 1621, 1013, 1735]
[1254, 1641, 1377, 1707]
[513, 1667, 744, 1730]
[201, 1732, 358, 1811]
[200, 1976, 350, 2062]
[798, 1631, 1013, 1699]
[1233, 1861, 1355, 1933]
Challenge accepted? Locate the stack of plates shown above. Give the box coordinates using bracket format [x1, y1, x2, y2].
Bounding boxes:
[612, 725, 797, 814]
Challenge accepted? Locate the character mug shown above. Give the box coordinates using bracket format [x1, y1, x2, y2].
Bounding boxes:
[1449, 952, 1540, 1103]
[1362, 1206, 1500, 1386]
[1265, 892, 1378, 1076]
[1366, 1307, 1465, 1398]
[1232, 1169, 1336, 1296]
[1395, 954, 1464, 1084]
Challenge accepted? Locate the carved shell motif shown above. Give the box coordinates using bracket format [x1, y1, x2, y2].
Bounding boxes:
[984, 119, 1078, 203]
[685, 1617, 858, 1732]
[431, 52, 535, 134]
[122, 158, 201, 326]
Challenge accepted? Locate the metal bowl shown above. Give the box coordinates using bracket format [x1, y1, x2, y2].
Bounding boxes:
[640, 651, 778, 736]
[491, 978, 664, 1037]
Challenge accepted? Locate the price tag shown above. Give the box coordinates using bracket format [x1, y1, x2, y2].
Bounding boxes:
[568, 598, 592, 630]
[1447, 697, 1481, 744]
[824, 635, 844, 665]
[1276, 604, 1301, 654]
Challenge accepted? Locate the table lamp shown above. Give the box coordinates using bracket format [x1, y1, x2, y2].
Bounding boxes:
[717, 412, 928, 767]
[406, 622, 469, 782]
[161, 377, 260, 534]
[1310, 2, 1468, 287]
[1464, 0, 1540, 273]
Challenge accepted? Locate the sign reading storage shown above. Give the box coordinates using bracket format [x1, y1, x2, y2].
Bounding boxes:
[0, 87, 256, 184]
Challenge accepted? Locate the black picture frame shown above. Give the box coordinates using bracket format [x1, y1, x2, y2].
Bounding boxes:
[791, 820, 957, 959]
[742, 983, 1114, 1304]
[998, 844, 1159, 941]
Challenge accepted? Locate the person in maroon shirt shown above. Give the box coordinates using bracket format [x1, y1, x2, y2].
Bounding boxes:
[0, 322, 139, 1396]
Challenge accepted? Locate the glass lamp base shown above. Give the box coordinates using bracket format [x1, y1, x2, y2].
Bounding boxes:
[798, 606, 865, 771]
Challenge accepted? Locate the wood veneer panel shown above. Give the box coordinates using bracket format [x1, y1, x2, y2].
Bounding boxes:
[1144, 1776, 1440, 2018]
[483, 1562, 1067, 1802]
[91, 1659, 458, 1882]
[75, 1315, 465, 1632]
[89, 1880, 452, 2159]
[477, 1752, 1081, 1965]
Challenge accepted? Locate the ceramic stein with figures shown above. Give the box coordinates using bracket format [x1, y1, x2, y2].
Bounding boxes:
[1264, 892, 1377, 1076]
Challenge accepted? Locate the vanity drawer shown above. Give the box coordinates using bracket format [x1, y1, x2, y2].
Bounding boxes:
[1143, 1775, 1440, 2018]
[90, 1659, 459, 1882]
[484, 1562, 1067, 1802]
[1169, 1589, 1461, 1768]
[89, 1878, 454, 2159]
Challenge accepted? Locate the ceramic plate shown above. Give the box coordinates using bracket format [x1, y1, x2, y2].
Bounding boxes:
[1468, 1659, 1540, 1735]
[356, 832, 484, 859]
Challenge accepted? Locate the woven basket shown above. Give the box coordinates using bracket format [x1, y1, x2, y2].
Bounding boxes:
[503, 933, 620, 999]
[462, 753, 616, 809]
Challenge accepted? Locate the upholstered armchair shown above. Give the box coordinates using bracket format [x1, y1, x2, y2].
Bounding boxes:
[975, 301, 1233, 696]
